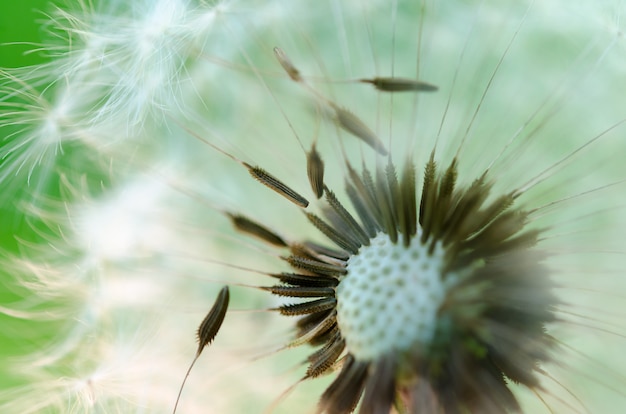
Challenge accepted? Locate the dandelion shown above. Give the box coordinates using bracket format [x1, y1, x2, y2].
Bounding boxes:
[1, 0, 626, 413]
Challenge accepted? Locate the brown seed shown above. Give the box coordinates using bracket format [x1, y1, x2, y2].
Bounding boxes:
[173, 286, 230, 414]
[269, 272, 339, 287]
[297, 308, 334, 330]
[306, 335, 346, 378]
[196, 286, 230, 355]
[307, 143, 325, 198]
[245, 163, 309, 208]
[306, 212, 360, 254]
[273, 47, 302, 82]
[263, 285, 335, 298]
[289, 310, 337, 348]
[318, 355, 370, 414]
[333, 106, 388, 155]
[399, 160, 418, 245]
[358, 355, 396, 414]
[228, 213, 287, 247]
[360, 77, 438, 93]
[345, 182, 379, 237]
[277, 297, 337, 316]
[324, 188, 370, 246]
[284, 255, 347, 276]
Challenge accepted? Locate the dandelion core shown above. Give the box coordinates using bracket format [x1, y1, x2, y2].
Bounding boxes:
[336, 231, 462, 361]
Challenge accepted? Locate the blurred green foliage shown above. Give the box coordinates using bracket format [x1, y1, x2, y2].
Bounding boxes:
[0, 2, 53, 68]
[1, 1, 57, 249]
[0, 0, 60, 387]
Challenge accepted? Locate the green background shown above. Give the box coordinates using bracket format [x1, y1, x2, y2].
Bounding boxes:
[0, 0, 60, 390]
[0, 2, 52, 69]
[1, 1, 56, 250]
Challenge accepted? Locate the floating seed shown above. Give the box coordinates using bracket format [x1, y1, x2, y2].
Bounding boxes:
[228, 213, 287, 247]
[360, 77, 438, 93]
[273, 47, 302, 82]
[307, 143, 325, 198]
[196, 286, 230, 355]
[245, 163, 309, 208]
[333, 106, 387, 155]
[173, 286, 230, 414]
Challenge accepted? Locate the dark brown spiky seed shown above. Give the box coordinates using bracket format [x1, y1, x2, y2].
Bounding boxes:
[245, 162, 309, 208]
[296, 308, 334, 330]
[262, 285, 335, 298]
[306, 334, 346, 378]
[173, 286, 230, 414]
[284, 255, 347, 276]
[290, 310, 337, 347]
[228, 213, 287, 247]
[195, 286, 230, 355]
[268, 272, 339, 287]
[277, 297, 337, 316]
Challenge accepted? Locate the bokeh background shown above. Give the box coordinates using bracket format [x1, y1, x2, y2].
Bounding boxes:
[1, 1, 57, 240]
[1, 0, 59, 391]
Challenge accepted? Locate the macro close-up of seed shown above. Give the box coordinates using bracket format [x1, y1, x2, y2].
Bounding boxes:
[1, 1, 626, 413]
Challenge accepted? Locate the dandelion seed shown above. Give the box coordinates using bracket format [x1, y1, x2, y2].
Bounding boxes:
[359, 77, 438, 93]
[307, 143, 325, 199]
[173, 286, 230, 414]
[333, 105, 388, 156]
[274, 47, 302, 82]
[246, 163, 310, 208]
[228, 213, 288, 247]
